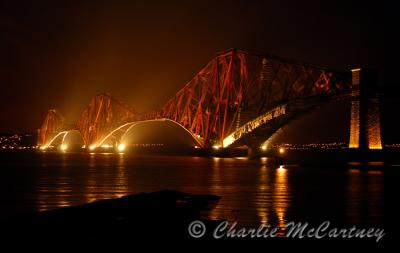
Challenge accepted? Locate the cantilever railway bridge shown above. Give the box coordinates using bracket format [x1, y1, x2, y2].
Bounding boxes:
[38, 49, 382, 152]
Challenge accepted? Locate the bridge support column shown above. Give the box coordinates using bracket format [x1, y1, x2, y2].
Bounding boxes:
[348, 68, 382, 150]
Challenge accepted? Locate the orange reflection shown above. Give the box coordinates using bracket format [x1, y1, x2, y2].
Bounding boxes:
[36, 154, 73, 211]
[349, 168, 360, 174]
[366, 171, 383, 223]
[85, 153, 128, 203]
[346, 168, 383, 224]
[367, 170, 383, 175]
[208, 157, 243, 224]
[274, 166, 289, 234]
[208, 158, 222, 221]
[114, 154, 128, 199]
[256, 165, 270, 224]
[346, 168, 361, 222]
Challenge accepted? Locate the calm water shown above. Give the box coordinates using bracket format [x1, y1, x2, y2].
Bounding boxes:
[0, 151, 396, 231]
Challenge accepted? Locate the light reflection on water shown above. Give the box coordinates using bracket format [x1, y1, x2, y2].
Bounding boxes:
[0, 152, 388, 230]
[346, 167, 384, 226]
[256, 165, 269, 224]
[84, 153, 128, 203]
[274, 166, 289, 233]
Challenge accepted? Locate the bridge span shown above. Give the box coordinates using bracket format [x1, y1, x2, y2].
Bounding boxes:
[37, 49, 382, 154]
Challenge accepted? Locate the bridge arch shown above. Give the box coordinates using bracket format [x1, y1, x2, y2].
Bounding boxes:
[221, 93, 352, 149]
[38, 49, 356, 152]
[97, 118, 202, 151]
[40, 130, 84, 151]
[121, 119, 202, 146]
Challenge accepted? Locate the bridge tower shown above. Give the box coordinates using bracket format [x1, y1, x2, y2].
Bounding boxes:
[37, 109, 64, 146]
[348, 68, 382, 150]
[76, 93, 136, 146]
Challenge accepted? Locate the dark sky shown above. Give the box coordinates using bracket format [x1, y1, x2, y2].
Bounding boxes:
[0, 0, 395, 135]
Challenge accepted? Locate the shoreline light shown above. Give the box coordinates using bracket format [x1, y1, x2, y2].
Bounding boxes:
[117, 143, 126, 152]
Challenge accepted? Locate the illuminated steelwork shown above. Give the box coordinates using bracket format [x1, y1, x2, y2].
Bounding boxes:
[76, 93, 137, 146]
[95, 118, 203, 150]
[40, 129, 84, 150]
[39, 49, 354, 151]
[223, 105, 286, 147]
[38, 109, 64, 146]
[148, 49, 351, 148]
[40, 130, 68, 149]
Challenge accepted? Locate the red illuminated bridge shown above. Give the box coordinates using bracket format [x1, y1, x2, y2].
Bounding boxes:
[37, 49, 382, 154]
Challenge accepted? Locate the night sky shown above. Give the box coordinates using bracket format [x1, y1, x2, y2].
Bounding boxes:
[0, 0, 396, 142]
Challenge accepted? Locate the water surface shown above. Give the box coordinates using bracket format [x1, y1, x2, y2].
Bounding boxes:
[0, 152, 395, 232]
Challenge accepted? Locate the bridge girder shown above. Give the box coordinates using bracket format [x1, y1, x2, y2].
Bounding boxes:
[229, 95, 351, 149]
[76, 93, 137, 145]
[38, 109, 64, 146]
[39, 49, 353, 150]
[151, 49, 351, 148]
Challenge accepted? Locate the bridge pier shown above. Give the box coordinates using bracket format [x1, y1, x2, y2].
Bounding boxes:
[348, 68, 382, 151]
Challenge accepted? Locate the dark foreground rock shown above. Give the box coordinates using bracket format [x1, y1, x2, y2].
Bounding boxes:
[2, 190, 220, 245]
